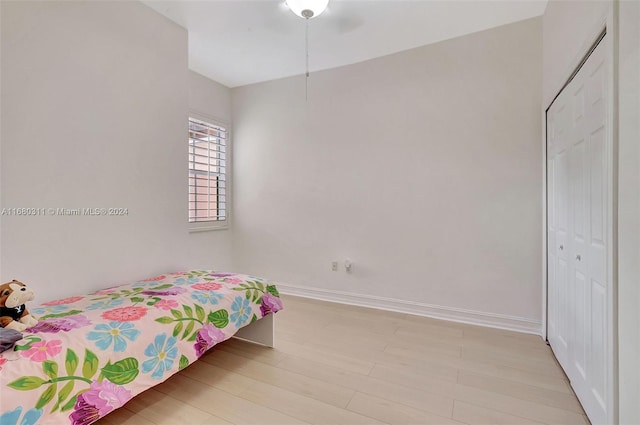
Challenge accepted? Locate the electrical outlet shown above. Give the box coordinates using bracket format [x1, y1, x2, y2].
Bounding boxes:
[345, 259, 353, 273]
[331, 261, 338, 271]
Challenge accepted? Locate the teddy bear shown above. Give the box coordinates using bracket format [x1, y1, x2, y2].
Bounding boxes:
[0, 280, 38, 332]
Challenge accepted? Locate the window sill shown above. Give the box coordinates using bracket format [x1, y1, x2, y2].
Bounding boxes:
[189, 223, 229, 233]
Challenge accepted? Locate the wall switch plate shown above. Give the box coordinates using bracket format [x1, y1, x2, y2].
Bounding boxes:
[331, 261, 338, 271]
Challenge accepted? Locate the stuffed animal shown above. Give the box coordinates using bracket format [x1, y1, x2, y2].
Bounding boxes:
[0, 280, 38, 332]
[0, 328, 23, 353]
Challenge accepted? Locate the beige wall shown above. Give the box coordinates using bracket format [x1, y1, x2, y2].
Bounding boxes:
[231, 17, 543, 331]
[0, 1, 232, 302]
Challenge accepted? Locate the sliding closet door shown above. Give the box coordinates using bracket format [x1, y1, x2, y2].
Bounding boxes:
[546, 34, 611, 425]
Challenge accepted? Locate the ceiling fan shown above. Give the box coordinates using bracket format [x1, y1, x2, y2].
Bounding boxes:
[284, 0, 330, 99]
[285, 0, 329, 19]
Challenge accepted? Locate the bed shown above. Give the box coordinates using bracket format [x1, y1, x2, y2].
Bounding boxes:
[0, 270, 283, 425]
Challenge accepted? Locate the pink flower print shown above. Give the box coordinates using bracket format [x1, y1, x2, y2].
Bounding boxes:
[260, 293, 284, 317]
[0, 355, 7, 371]
[20, 339, 62, 362]
[41, 296, 84, 306]
[26, 314, 91, 333]
[70, 396, 100, 425]
[223, 277, 243, 285]
[191, 282, 222, 291]
[83, 381, 132, 415]
[140, 275, 166, 282]
[155, 299, 179, 311]
[70, 381, 132, 424]
[101, 306, 147, 322]
[194, 324, 226, 357]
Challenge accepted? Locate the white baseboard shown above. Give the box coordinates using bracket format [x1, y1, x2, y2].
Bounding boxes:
[278, 284, 543, 336]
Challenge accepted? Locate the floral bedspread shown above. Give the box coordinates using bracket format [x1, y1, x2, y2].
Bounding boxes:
[0, 270, 283, 425]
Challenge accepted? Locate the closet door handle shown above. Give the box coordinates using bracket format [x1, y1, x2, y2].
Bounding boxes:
[559, 245, 564, 251]
[576, 254, 582, 261]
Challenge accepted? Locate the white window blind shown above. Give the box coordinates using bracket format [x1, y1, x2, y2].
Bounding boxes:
[188, 117, 227, 223]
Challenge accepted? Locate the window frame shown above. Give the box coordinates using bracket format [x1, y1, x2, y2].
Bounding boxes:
[188, 112, 230, 232]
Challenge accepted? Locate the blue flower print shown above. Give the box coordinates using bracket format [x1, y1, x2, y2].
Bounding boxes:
[141, 333, 178, 380]
[173, 276, 200, 285]
[87, 321, 140, 352]
[191, 291, 224, 305]
[248, 276, 265, 282]
[29, 305, 68, 317]
[132, 279, 164, 288]
[230, 296, 251, 327]
[0, 407, 43, 425]
[86, 298, 124, 311]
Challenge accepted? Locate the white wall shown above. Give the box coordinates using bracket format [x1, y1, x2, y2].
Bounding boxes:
[542, 0, 610, 106]
[190, 70, 232, 125]
[0, 0, 4, 283]
[231, 17, 543, 331]
[617, 1, 640, 423]
[187, 70, 234, 269]
[0, 1, 231, 303]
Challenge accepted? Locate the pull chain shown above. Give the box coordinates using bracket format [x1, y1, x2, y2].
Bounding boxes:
[305, 17, 309, 101]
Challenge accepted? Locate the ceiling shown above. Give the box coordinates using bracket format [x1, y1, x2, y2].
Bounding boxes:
[142, 0, 548, 88]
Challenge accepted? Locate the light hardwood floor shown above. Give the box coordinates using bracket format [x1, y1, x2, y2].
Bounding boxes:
[96, 295, 589, 425]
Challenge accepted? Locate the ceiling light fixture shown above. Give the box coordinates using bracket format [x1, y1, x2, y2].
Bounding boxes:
[285, 0, 329, 100]
[285, 0, 329, 19]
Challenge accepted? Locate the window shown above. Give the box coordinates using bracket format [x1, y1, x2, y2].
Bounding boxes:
[188, 116, 227, 228]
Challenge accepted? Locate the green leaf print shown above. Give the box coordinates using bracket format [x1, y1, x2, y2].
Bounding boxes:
[178, 355, 189, 371]
[52, 380, 75, 412]
[82, 349, 99, 379]
[65, 349, 79, 375]
[266, 285, 280, 297]
[156, 316, 174, 324]
[42, 361, 58, 379]
[61, 390, 83, 412]
[8, 376, 47, 390]
[195, 304, 206, 322]
[40, 310, 84, 320]
[101, 358, 139, 385]
[35, 383, 57, 409]
[183, 305, 194, 318]
[183, 321, 195, 339]
[13, 335, 42, 351]
[208, 309, 229, 328]
[173, 321, 184, 337]
[233, 281, 267, 303]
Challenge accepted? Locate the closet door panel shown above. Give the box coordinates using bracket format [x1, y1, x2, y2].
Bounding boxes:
[555, 148, 571, 363]
[547, 157, 559, 342]
[570, 78, 589, 383]
[585, 43, 609, 417]
[547, 34, 611, 425]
